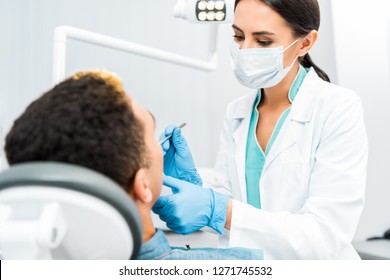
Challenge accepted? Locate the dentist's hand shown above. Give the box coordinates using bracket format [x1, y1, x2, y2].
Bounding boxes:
[152, 175, 228, 235]
[160, 125, 202, 186]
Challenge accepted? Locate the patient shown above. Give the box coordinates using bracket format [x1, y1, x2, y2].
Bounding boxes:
[4, 71, 263, 260]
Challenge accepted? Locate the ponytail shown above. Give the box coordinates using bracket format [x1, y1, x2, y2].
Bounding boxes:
[300, 54, 330, 82]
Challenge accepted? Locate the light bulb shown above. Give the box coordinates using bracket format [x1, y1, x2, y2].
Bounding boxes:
[215, 11, 225, 21]
[198, 11, 207, 21]
[207, 1, 216, 11]
[207, 11, 216, 21]
[198, 1, 207, 10]
[215, 1, 225, 10]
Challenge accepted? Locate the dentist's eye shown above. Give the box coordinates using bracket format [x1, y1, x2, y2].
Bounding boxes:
[257, 40, 272, 47]
[233, 34, 244, 41]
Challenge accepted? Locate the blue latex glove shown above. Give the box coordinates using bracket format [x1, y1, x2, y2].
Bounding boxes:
[160, 125, 202, 186]
[152, 175, 228, 235]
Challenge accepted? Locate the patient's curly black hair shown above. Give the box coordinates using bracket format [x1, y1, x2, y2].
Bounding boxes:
[5, 71, 147, 191]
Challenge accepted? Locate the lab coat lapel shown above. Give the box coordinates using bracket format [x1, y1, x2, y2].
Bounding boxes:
[263, 69, 319, 171]
[232, 93, 257, 202]
[263, 120, 297, 170]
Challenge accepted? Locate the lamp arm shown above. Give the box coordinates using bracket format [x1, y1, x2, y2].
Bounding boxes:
[52, 25, 219, 85]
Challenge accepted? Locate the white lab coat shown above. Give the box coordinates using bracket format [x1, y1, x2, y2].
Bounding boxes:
[208, 68, 368, 259]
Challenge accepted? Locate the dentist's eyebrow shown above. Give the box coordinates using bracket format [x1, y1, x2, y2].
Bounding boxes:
[232, 24, 243, 33]
[232, 24, 276, 36]
[253, 31, 276, 36]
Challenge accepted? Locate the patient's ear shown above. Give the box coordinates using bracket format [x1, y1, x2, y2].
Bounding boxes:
[131, 168, 153, 203]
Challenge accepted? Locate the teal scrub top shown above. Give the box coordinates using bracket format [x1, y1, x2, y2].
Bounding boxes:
[245, 66, 307, 209]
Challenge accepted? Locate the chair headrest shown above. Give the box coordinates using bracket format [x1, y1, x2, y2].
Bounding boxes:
[0, 162, 142, 259]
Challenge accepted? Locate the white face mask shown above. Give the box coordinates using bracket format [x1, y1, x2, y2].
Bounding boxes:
[230, 39, 300, 89]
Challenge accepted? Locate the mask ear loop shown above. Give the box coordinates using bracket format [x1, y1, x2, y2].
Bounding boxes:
[282, 38, 301, 70]
[282, 38, 301, 53]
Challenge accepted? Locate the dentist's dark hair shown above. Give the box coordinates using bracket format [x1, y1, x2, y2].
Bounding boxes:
[234, 0, 330, 82]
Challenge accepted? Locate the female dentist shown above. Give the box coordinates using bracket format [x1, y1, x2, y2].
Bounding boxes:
[153, 0, 368, 260]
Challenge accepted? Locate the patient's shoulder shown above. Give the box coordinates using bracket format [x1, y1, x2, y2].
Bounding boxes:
[162, 246, 263, 260]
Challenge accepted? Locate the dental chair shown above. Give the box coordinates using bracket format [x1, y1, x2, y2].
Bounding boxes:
[0, 162, 142, 260]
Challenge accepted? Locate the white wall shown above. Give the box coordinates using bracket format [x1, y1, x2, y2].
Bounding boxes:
[331, 0, 390, 241]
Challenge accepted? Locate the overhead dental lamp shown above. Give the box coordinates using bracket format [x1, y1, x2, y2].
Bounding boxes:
[174, 0, 234, 23]
[51, 1, 229, 85]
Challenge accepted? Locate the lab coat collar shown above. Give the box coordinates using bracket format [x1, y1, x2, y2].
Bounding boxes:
[231, 91, 258, 120]
[264, 69, 322, 169]
[230, 93, 256, 203]
[288, 68, 320, 123]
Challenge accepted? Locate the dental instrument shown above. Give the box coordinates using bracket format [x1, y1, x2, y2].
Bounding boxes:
[159, 123, 186, 144]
